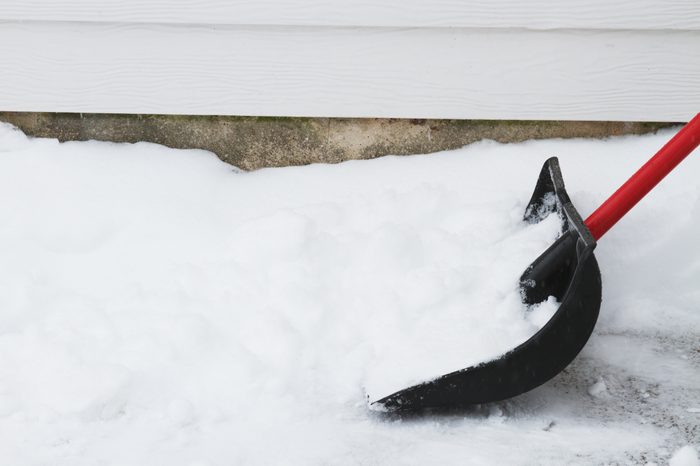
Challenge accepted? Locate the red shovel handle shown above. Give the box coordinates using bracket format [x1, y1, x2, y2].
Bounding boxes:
[585, 113, 700, 240]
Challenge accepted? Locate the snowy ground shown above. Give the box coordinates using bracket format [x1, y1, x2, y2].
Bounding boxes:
[0, 123, 698, 465]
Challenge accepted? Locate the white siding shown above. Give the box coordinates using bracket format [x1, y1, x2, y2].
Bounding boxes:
[1, 0, 700, 30]
[0, 2, 699, 121]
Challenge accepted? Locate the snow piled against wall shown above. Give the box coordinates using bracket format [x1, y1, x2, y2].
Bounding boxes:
[0, 123, 698, 465]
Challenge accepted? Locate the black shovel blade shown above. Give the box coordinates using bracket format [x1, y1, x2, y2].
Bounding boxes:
[372, 157, 602, 411]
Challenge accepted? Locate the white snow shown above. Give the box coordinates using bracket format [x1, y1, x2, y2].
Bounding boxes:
[587, 378, 608, 398]
[670, 446, 700, 466]
[0, 123, 698, 465]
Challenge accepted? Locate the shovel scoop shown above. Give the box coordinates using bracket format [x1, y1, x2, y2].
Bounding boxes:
[373, 113, 700, 411]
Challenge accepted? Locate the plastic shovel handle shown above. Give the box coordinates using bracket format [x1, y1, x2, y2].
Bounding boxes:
[584, 113, 700, 241]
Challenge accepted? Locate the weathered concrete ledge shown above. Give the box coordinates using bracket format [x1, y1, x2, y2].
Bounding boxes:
[0, 112, 674, 171]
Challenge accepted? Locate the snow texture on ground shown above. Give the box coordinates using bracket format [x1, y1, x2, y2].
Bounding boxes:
[0, 123, 698, 465]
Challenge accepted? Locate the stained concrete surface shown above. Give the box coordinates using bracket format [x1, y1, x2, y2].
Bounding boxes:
[0, 112, 674, 170]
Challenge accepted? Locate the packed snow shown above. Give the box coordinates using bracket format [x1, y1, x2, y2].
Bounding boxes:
[670, 446, 700, 466]
[0, 123, 698, 465]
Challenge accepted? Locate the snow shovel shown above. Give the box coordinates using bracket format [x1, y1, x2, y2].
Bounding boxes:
[373, 113, 700, 411]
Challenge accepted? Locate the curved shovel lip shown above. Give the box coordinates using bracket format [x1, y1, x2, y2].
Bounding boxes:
[371, 157, 602, 412]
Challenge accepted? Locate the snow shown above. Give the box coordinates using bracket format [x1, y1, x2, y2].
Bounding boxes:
[0, 123, 698, 465]
[587, 378, 608, 398]
[670, 446, 699, 466]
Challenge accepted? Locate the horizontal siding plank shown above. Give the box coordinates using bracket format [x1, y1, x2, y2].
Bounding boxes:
[0, 23, 698, 121]
[0, 0, 699, 30]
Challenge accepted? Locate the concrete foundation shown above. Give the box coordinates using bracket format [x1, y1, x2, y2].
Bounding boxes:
[0, 112, 674, 170]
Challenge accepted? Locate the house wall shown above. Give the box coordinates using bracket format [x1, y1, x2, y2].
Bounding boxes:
[1, 1, 698, 121]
